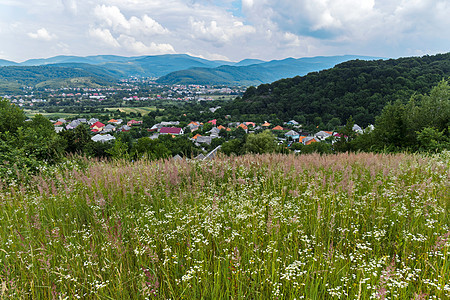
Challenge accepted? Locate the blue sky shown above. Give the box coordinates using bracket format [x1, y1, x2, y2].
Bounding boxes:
[0, 0, 449, 62]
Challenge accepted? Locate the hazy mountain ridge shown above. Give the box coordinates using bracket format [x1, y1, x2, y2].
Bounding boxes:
[156, 55, 381, 85]
[0, 54, 380, 91]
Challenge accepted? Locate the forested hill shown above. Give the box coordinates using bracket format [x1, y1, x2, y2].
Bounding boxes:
[223, 53, 450, 127]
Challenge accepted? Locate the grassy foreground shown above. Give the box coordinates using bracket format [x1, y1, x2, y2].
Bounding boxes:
[0, 152, 449, 299]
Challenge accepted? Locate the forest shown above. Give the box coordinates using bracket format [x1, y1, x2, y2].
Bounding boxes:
[223, 53, 450, 127]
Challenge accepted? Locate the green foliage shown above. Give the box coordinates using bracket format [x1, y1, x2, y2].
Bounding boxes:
[226, 53, 450, 126]
[369, 80, 450, 152]
[244, 130, 277, 154]
[220, 138, 245, 156]
[0, 98, 26, 134]
[131, 137, 171, 160]
[106, 138, 129, 159]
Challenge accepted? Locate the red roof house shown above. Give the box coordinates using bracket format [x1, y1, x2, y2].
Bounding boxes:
[160, 127, 184, 135]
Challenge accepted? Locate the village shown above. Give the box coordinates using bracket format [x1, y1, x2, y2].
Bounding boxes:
[49, 113, 369, 157]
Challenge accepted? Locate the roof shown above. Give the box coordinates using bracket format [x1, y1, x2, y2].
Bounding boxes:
[237, 123, 248, 130]
[262, 122, 271, 127]
[108, 119, 118, 123]
[54, 121, 63, 126]
[90, 121, 105, 128]
[217, 125, 226, 130]
[160, 127, 183, 134]
[192, 134, 201, 140]
[285, 130, 299, 136]
[208, 119, 217, 125]
[298, 136, 308, 143]
[272, 125, 284, 130]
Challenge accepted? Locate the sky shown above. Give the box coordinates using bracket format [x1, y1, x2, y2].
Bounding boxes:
[0, 0, 449, 62]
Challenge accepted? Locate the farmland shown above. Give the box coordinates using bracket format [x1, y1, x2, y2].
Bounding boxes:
[0, 152, 449, 299]
[104, 106, 158, 116]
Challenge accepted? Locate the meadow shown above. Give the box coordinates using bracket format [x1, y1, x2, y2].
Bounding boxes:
[104, 107, 157, 116]
[0, 152, 448, 299]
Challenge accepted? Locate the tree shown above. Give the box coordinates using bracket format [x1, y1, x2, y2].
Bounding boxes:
[0, 98, 26, 134]
[106, 138, 129, 159]
[244, 130, 277, 154]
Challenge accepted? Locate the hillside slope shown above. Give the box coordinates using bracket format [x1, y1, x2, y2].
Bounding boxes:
[221, 53, 450, 126]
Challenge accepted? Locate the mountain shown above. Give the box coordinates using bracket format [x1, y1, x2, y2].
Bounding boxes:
[20, 55, 140, 66]
[234, 59, 266, 66]
[156, 55, 381, 85]
[0, 59, 18, 66]
[0, 65, 117, 92]
[221, 52, 450, 127]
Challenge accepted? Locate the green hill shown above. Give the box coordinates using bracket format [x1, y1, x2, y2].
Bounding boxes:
[221, 53, 450, 126]
[0, 65, 116, 92]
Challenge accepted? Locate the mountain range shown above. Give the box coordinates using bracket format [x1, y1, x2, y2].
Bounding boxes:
[0, 54, 381, 91]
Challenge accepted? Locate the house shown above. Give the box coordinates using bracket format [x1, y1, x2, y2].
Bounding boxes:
[188, 121, 201, 132]
[353, 124, 363, 134]
[57, 118, 67, 124]
[90, 121, 105, 131]
[54, 121, 63, 126]
[66, 120, 82, 130]
[102, 124, 116, 133]
[88, 118, 99, 125]
[91, 134, 116, 143]
[298, 136, 308, 144]
[196, 136, 212, 144]
[208, 119, 217, 126]
[262, 122, 271, 127]
[192, 134, 202, 140]
[54, 126, 64, 133]
[244, 122, 256, 127]
[209, 127, 221, 135]
[209, 106, 221, 113]
[286, 120, 299, 125]
[127, 120, 143, 126]
[195, 153, 206, 160]
[314, 131, 333, 141]
[285, 130, 300, 140]
[217, 125, 226, 131]
[204, 145, 221, 160]
[237, 123, 248, 132]
[272, 125, 284, 131]
[119, 125, 131, 132]
[303, 137, 319, 145]
[160, 127, 184, 135]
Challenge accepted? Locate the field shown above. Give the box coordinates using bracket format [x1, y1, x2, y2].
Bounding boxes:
[23, 109, 79, 119]
[0, 152, 449, 299]
[104, 106, 157, 116]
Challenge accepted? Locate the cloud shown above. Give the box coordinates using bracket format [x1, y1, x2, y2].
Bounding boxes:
[27, 28, 57, 41]
[189, 17, 255, 46]
[61, 0, 78, 15]
[89, 28, 120, 47]
[93, 5, 169, 36]
[117, 35, 175, 54]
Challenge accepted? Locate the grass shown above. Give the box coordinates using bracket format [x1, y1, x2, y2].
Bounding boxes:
[0, 152, 449, 299]
[105, 106, 157, 116]
[23, 109, 79, 119]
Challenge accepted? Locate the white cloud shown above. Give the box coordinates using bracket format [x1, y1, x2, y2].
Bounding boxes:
[1, 0, 449, 62]
[117, 35, 175, 54]
[27, 28, 57, 41]
[61, 0, 78, 15]
[93, 5, 169, 36]
[89, 28, 120, 47]
[189, 17, 255, 46]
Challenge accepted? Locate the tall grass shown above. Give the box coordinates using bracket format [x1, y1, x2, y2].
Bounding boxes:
[0, 152, 449, 299]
